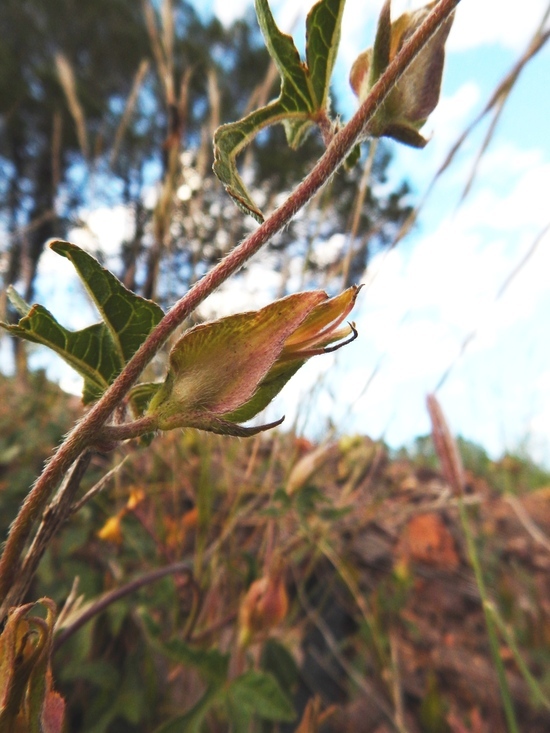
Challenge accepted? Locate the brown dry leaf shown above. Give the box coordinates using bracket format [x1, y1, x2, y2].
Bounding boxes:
[293, 696, 336, 732]
[397, 512, 460, 569]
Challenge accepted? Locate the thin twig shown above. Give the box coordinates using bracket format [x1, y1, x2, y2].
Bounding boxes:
[53, 560, 193, 651]
[70, 455, 129, 515]
[504, 494, 550, 553]
[4, 453, 92, 609]
[110, 59, 151, 169]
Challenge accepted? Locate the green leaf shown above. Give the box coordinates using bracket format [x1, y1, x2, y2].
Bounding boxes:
[59, 660, 119, 691]
[154, 687, 220, 733]
[255, 0, 313, 109]
[225, 696, 253, 733]
[306, 0, 346, 108]
[2, 243, 165, 405]
[260, 639, 298, 693]
[1, 300, 120, 404]
[141, 613, 229, 686]
[226, 670, 295, 722]
[213, 102, 312, 222]
[50, 240, 164, 363]
[213, 0, 346, 220]
[344, 143, 361, 170]
[5, 285, 31, 317]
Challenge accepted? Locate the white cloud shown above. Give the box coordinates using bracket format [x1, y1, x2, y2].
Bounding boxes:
[448, 0, 550, 52]
[269, 136, 550, 463]
[68, 205, 136, 256]
[212, 0, 252, 26]
[377, 0, 549, 53]
[198, 258, 283, 319]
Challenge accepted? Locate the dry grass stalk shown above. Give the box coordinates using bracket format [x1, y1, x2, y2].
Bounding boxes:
[55, 52, 89, 159]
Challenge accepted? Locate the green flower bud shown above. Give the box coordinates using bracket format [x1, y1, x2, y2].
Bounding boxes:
[350, 0, 454, 147]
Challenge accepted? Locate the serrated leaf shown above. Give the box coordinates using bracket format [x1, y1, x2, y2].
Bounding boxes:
[2, 242, 165, 405]
[306, 0, 346, 108]
[226, 670, 295, 722]
[50, 240, 164, 363]
[213, 0, 346, 220]
[1, 303, 120, 404]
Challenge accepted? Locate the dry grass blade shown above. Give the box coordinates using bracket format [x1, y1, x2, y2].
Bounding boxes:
[207, 67, 221, 142]
[437, 6, 550, 202]
[457, 35, 550, 203]
[244, 61, 279, 115]
[52, 109, 62, 189]
[53, 561, 193, 651]
[161, 0, 175, 88]
[178, 66, 194, 139]
[426, 393, 464, 496]
[55, 52, 89, 159]
[427, 396, 521, 732]
[384, 6, 550, 254]
[434, 220, 550, 390]
[504, 494, 550, 553]
[110, 59, 150, 168]
[70, 456, 130, 515]
[143, 0, 171, 102]
[341, 141, 378, 288]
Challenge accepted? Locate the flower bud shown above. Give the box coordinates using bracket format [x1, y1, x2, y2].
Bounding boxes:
[147, 287, 360, 437]
[350, 0, 454, 147]
[238, 568, 289, 648]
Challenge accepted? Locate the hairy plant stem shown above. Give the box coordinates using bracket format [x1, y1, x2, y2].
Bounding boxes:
[4, 453, 93, 612]
[0, 0, 461, 616]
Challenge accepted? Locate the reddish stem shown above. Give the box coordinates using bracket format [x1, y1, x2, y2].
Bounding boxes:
[0, 0, 461, 615]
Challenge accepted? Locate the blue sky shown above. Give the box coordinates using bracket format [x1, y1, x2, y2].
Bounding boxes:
[7, 0, 549, 464]
[200, 0, 550, 463]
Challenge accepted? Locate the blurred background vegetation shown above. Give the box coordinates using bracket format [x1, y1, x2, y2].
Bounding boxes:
[0, 0, 410, 316]
[1, 371, 550, 731]
[1, 0, 550, 731]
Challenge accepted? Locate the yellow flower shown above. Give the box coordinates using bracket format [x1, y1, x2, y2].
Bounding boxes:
[97, 515, 123, 545]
